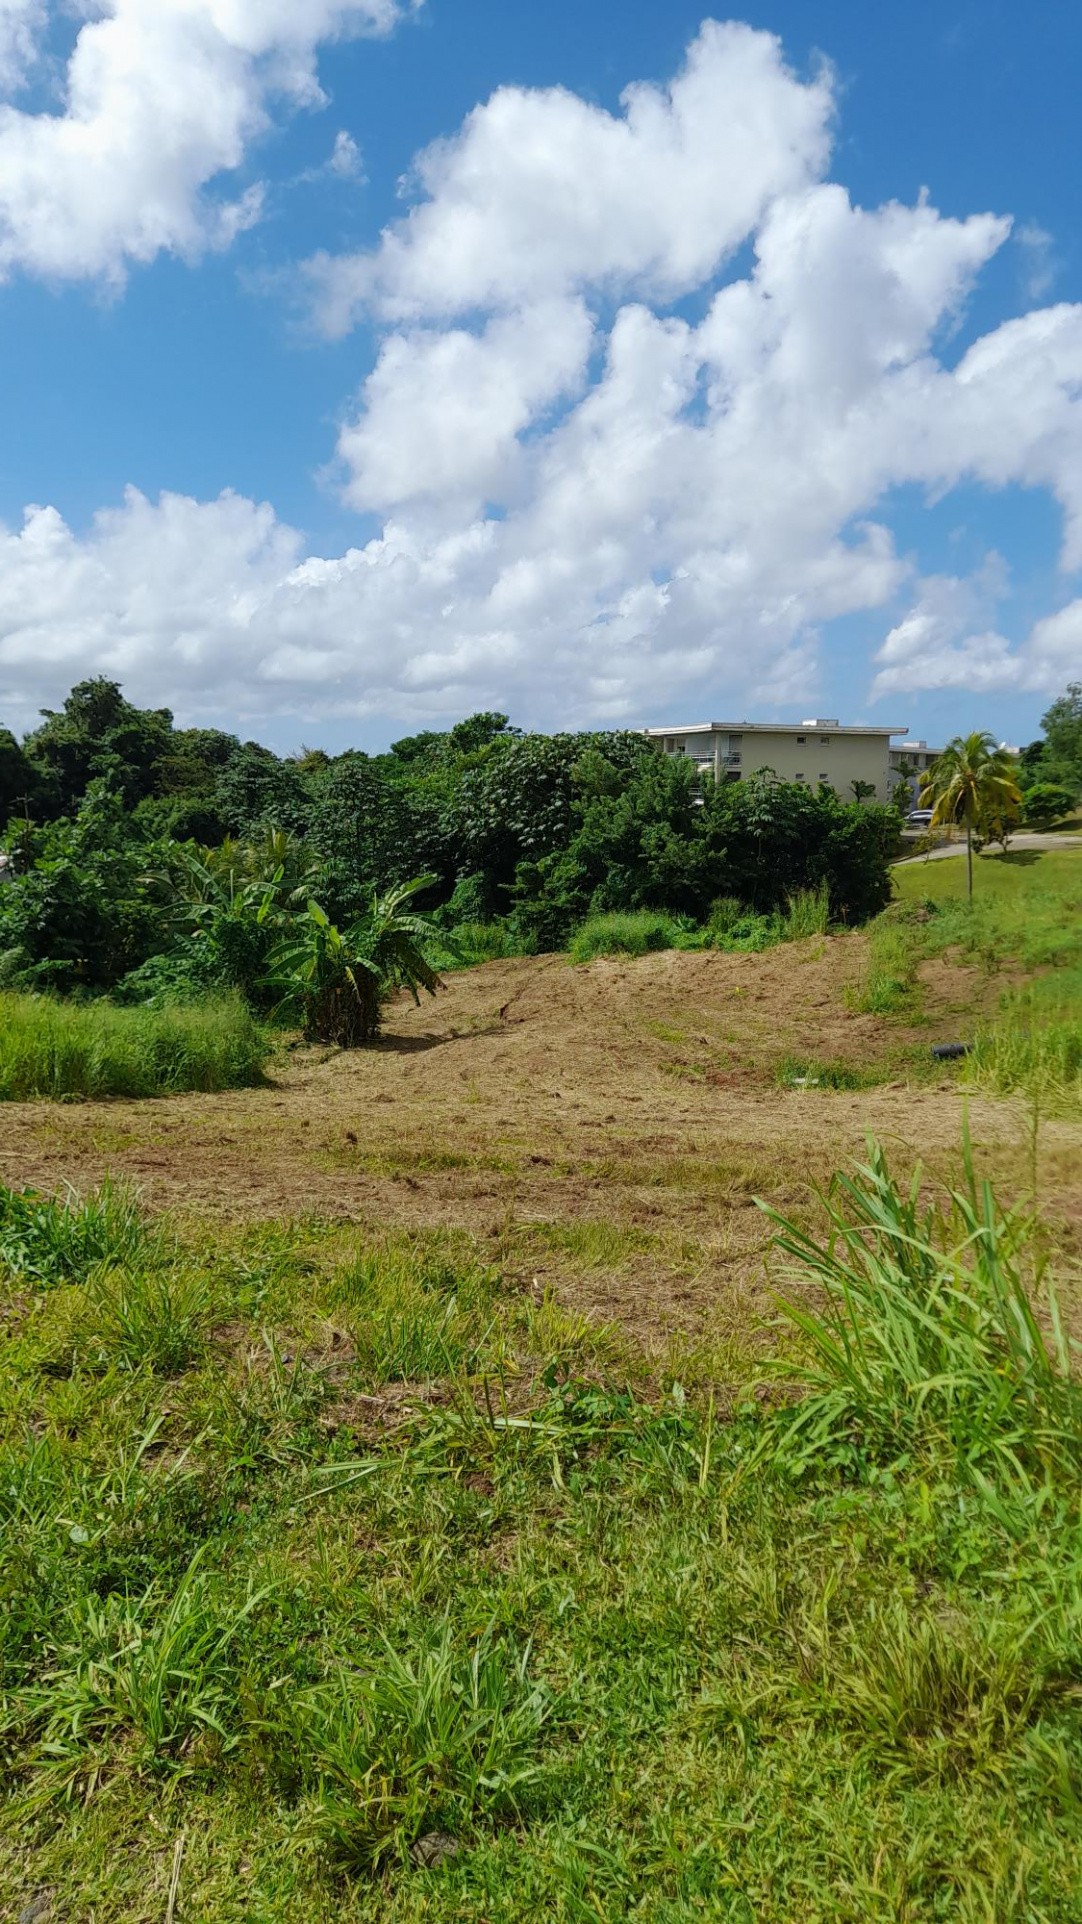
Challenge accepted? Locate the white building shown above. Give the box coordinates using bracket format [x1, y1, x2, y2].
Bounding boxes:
[645, 719, 909, 804]
[888, 740, 943, 805]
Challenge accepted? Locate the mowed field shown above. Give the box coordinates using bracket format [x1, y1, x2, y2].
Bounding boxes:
[2, 896, 1078, 1348]
[2, 850, 1082, 1923]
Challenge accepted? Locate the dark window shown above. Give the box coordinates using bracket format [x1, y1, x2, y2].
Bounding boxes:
[796, 735, 806, 744]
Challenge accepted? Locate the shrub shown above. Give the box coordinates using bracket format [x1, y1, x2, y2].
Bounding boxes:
[1021, 781, 1077, 826]
[0, 992, 268, 1099]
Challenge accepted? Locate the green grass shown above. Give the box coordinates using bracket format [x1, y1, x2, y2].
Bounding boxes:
[776, 1055, 891, 1091]
[857, 850, 1082, 1105]
[0, 1177, 149, 1285]
[2, 1146, 1082, 1918]
[569, 887, 832, 965]
[568, 910, 689, 962]
[0, 991, 269, 1100]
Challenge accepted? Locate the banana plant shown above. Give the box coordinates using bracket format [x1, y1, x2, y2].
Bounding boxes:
[268, 877, 444, 1046]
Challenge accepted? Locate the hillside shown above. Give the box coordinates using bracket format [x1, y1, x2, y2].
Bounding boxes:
[2, 918, 1078, 1348]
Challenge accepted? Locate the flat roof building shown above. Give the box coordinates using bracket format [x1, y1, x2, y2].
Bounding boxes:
[645, 719, 909, 805]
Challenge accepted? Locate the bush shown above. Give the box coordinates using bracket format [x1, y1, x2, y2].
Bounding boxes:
[568, 911, 685, 963]
[1021, 781, 1077, 826]
[0, 992, 268, 1099]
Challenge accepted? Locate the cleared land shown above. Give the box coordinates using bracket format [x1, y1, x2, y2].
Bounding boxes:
[1, 851, 1081, 1921]
[1, 922, 1078, 1347]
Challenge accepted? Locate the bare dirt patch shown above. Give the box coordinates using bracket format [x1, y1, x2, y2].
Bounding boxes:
[0, 936, 1075, 1347]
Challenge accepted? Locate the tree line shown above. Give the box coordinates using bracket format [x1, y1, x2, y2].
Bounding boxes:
[0, 677, 1076, 1035]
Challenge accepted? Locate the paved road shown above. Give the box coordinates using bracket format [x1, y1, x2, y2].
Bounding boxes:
[894, 831, 1082, 865]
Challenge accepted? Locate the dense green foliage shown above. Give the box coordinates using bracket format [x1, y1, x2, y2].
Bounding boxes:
[2, 1149, 1081, 1916]
[0, 679, 904, 1008]
[1018, 683, 1082, 809]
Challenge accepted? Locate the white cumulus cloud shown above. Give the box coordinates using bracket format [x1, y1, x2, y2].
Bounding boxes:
[2, 19, 1082, 736]
[0, 0, 414, 284]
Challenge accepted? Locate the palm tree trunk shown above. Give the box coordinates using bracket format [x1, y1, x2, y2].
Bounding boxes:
[966, 822, 973, 898]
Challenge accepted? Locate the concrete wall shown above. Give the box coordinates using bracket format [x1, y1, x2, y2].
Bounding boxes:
[659, 728, 895, 801]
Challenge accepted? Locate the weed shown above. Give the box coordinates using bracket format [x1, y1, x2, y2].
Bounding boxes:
[968, 976, 1082, 1110]
[0, 1178, 149, 1285]
[782, 883, 831, 940]
[776, 1056, 887, 1091]
[12, 1552, 268, 1794]
[760, 1138, 1082, 1491]
[76, 1263, 216, 1375]
[290, 1624, 552, 1870]
[568, 911, 688, 963]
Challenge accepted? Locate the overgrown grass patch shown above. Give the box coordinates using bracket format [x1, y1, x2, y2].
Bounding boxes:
[967, 972, 1082, 1109]
[0, 1176, 150, 1285]
[882, 849, 1082, 1107]
[568, 910, 689, 963]
[2, 1149, 1082, 1919]
[0, 991, 269, 1100]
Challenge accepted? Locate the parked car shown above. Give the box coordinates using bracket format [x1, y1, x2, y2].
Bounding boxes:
[906, 808, 934, 826]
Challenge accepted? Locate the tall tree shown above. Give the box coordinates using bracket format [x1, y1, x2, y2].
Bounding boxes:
[920, 733, 1021, 898]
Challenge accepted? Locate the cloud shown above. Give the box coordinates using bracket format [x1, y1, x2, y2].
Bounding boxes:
[0, 0, 45, 92]
[872, 576, 1082, 699]
[328, 129, 363, 179]
[1016, 221, 1056, 301]
[0, 0, 413, 284]
[308, 21, 836, 332]
[1, 19, 1081, 736]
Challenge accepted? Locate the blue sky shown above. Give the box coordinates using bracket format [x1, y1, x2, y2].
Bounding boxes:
[0, 0, 1079, 753]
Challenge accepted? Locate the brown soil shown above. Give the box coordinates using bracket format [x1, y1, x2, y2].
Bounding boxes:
[1, 937, 1077, 1348]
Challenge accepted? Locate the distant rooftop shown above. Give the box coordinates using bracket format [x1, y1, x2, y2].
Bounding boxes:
[644, 720, 908, 739]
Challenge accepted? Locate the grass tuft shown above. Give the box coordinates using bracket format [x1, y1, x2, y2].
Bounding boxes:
[759, 1137, 1081, 1490]
[0, 1177, 149, 1286]
[290, 1624, 553, 1871]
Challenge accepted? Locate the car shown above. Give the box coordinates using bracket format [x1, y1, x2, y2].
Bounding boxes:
[906, 808, 934, 826]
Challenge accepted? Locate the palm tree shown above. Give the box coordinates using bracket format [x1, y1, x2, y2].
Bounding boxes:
[920, 733, 1021, 898]
[269, 876, 444, 1046]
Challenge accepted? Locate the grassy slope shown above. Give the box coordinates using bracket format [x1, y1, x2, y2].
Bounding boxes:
[1, 855, 1081, 1920]
[862, 849, 1082, 1106]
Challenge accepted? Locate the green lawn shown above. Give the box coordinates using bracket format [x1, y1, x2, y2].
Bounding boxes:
[2, 1147, 1082, 1921]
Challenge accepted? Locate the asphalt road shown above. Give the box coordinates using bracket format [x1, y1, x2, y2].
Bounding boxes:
[894, 831, 1082, 865]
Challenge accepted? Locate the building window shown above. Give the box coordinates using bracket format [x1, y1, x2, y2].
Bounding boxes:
[820, 735, 831, 744]
[729, 733, 743, 744]
[796, 735, 806, 744]
[795, 771, 804, 781]
[663, 737, 675, 752]
[819, 772, 829, 780]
